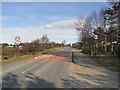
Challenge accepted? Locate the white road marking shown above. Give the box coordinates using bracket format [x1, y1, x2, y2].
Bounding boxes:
[22, 61, 47, 74]
[35, 57, 38, 59]
[34, 55, 53, 59]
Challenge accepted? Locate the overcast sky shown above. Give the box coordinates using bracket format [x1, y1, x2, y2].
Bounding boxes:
[2, 2, 109, 44]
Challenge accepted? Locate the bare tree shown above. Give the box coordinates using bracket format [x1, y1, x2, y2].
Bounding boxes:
[62, 40, 66, 45]
[40, 35, 50, 50]
[31, 39, 41, 52]
[40, 35, 50, 44]
[98, 8, 108, 53]
[91, 10, 99, 28]
[75, 15, 94, 54]
[98, 8, 108, 30]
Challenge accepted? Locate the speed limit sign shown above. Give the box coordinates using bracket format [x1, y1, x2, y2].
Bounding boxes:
[93, 34, 98, 40]
[15, 36, 20, 42]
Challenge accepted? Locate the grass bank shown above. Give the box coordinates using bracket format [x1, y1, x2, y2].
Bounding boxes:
[0, 47, 64, 65]
[89, 55, 118, 73]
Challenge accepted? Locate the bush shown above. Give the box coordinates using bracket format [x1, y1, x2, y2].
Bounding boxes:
[2, 42, 62, 60]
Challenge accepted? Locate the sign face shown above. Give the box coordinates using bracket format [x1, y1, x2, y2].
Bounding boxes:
[93, 34, 98, 40]
[15, 36, 20, 42]
[93, 40, 97, 43]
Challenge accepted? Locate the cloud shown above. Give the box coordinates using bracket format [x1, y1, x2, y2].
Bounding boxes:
[2, 19, 82, 44]
[42, 19, 76, 30]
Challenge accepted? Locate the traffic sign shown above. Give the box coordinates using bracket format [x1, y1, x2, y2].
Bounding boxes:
[15, 36, 20, 42]
[93, 34, 98, 40]
[93, 40, 97, 43]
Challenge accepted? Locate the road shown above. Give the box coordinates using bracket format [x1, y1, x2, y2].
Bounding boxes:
[2, 48, 73, 88]
[2, 48, 118, 88]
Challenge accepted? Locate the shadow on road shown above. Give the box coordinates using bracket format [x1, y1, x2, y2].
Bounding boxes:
[25, 73, 56, 88]
[61, 72, 118, 88]
[62, 52, 118, 88]
[2, 73, 20, 88]
[61, 76, 99, 88]
[73, 52, 118, 75]
[2, 73, 56, 88]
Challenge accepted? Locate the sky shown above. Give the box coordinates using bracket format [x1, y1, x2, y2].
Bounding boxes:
[2, 2, 109, 44]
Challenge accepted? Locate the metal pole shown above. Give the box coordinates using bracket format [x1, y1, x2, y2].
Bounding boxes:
[95, 43, 96, 56]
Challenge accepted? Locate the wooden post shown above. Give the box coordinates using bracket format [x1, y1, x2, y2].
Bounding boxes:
[72, 52, 75, 63]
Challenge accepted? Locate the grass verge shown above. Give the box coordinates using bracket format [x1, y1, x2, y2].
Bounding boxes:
[89, 55, 118, 73]
[0, 47, 64, 65]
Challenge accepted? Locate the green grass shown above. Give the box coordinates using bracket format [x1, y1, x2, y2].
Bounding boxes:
[0, 47, 64, 65]
[89, 55, 118, 72]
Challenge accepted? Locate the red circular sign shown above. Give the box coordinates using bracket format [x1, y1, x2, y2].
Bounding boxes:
[93, 34, 98, 40]
[15, 36, 20, 42]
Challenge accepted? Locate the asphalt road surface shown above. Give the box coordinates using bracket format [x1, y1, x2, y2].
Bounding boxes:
[2, 48, 118, 88]
[2, 48, 73, 88]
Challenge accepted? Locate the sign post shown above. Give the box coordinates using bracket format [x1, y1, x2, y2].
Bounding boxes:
[14, 36, 21, 45]
[93, 34, 98, 41]
[14, 36, 21, 55]
[93, 34, 98, 55]
[15, 36, 20, 42]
